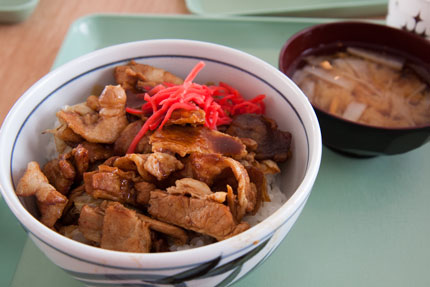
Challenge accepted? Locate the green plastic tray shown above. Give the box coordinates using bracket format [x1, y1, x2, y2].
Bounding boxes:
[0, 0, 38, 23]
[185, 0, 387, 17]
[5, 14, 430, 287]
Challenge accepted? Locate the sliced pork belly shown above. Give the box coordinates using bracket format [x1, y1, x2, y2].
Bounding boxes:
[83, 165, 138, 205]
[43, 158, 75, 195]
[226, 114, 292, 162]
[75, 142, 114, 163]
[78, 201, 187, 249]
[114, 61, 183, 92]
[78, 205, 104, 243]
[57, 85, 128, 144]
[183, 153, 229, 186]
[16, 161, 68, 228]
[150, 126, 247, 159]
[182, 153, 256, 221]
[114, 120, 153, 155]
[245, 165, 268, 214]
[137, 213, 188, 245]
[134, 181, 156, 205]
[111, 152, 183, 182]
[148, 190, 249, 241]
[166, 109, 206, 126]
[101, 202, 151, 253]
[143, 152, 184, 181]
[166, 178, 227, 203]
[112, 154, 154, 182]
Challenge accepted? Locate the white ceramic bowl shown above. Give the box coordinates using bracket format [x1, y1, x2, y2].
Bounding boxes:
[0, 40, 321, 286]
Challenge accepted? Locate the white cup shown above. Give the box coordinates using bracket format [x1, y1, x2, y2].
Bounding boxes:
[386, 0, 430, 40]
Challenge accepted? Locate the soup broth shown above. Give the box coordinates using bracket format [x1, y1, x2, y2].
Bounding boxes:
[292, 47, 430, 128]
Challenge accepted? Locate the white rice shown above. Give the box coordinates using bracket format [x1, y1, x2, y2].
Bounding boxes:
[44, 118, 62, 161]
[170, 235, 215, 252]
[242, 174, 287, 226]
[45, 134, 58, 160]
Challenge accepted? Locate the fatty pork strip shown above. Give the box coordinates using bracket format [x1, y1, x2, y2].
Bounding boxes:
[83, 165, 150, 207]
[166, 178, 227, 203]
[43, 142, 114, 196]
[83, 151, 184, 206]
[226, 114, 292, 162]
[149, 125, 248, 159]
[56, 85, 128, 144]
[16, 162, 68, 228]
[78, 204, 104, 243]
[136, 213, 188, 245]
[109, 152, 183, 182]
[42, 156, 75, 196]
[113, 109, 206, 156]
[114, 60, 184, 92]
[148, 189, 250, 242]
[139, 152, 184, 181]
[114, 120, 153, 155]
[181, 153, 257, 221]
[78, 202, 188, 251]
[101, 202, 152, 253]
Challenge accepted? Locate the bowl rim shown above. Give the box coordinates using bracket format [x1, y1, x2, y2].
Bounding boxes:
[0, 39, 322, 269]
[278, 20, 430, 131]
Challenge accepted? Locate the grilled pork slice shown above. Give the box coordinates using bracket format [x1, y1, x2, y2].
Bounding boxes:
[114, 120, 153, 155]
[78, 202, 188, 250]
[148, 190, 249, 241]
[110, 152, 183, 183]
[226, 114, 292, 162]
[143, 152, 184, 181]
[137, 213, 188, 245]
[101, 202, 152, 253]
[16, 161, 68, 228]
[42, 142, 114, 197]
[74, 142, 114, 164]
[114, 61, 183, 92]
[181, 153, 256, 221]
[42, 158, 75, 195]
[83, 165, 138, 205]
[150, 126, 247, 159]
[78, 205, 104, 243]
[166, 178, 227, 203]
[56, 85, 128, 144]
[83, 164, 156, 208]
[166, 109, 206, 126]
[134, 181, 156, 205]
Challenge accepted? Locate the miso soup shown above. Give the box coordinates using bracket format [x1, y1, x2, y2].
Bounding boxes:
[292, 47, 430, 128]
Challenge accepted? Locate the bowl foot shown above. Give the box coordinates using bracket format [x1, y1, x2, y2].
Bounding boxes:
[325, 145, 377, 159]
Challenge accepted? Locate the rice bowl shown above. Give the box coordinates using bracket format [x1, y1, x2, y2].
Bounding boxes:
[0, 39, 321, 286]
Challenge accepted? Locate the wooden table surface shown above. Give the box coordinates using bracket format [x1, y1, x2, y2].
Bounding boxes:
[0, 0, 189, 125]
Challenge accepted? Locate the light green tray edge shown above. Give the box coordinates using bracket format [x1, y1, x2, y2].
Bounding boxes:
[0, 198, 27, 287]
[185, 0, 387, 17]
[9, 13, 430, 287]
[0, 0, 38, 23]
